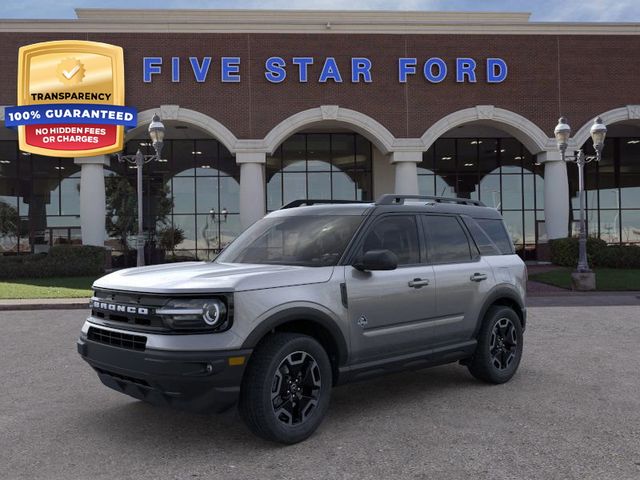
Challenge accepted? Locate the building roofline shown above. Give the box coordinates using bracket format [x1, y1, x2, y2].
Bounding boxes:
[74, 8, 533, 24]
[0, 9, 639, 35]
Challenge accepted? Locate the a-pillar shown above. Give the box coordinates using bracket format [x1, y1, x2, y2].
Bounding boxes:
[538, 151, 569, 239]
[74, 155, 109, 246]
[237, 152, 266, 230]
[391, 151, 422, 194]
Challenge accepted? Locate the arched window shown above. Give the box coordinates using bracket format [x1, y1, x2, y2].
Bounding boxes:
[419, 136, 544, 259]
[266, 133, 373, 212]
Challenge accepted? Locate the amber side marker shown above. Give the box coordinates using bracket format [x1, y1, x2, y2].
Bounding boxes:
[228, 356, 246, 366]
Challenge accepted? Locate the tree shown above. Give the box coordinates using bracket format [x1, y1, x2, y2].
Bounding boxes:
[105, 176, 173, 251]
[0, 201, 19, 240]
[157, 226, 185, 252]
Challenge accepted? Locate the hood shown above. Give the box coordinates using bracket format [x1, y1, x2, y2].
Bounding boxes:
[92, 261, 335, 294]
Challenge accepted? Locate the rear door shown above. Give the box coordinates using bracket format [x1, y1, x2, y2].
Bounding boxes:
[421, 214, 493, 346]
[345, 214, 436, 363]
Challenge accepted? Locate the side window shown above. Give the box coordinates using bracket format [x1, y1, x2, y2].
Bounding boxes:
[476, 218, 515, 254]
[422, 215, 473, 263]
[360, 215, 420, 265]
[462, 216, 501, 256]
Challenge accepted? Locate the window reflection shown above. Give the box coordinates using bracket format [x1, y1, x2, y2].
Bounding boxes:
[119, 138, 240, 259]
[420, 137, 544, 258]
[266, 133, 373, 210]
[0, 148, 85, 253]
[570, 136, 640, 245]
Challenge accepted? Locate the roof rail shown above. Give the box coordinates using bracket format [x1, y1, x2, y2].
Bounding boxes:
[280, 199, 370, 209]
[375, 194, 485, 207]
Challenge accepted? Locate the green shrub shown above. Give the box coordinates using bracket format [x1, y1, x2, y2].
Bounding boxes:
[549, 237, 606, 267]
[593, 245, 640, 268]
[550, 237, 640, 268]
[0, 245, 106, 279]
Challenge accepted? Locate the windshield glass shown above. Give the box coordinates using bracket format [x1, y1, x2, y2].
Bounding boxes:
[216, 215, 364, 266]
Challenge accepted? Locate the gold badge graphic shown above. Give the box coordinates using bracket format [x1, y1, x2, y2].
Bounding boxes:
[56, 58, 85, 86]
[12, 40, 128, 157]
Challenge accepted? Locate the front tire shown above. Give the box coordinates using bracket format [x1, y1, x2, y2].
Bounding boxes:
[239, 333, 332, 444]
[467, 306, 523, 384]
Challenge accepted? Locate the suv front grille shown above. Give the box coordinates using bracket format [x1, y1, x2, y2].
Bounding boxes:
[90, 290, 169, 332]
[87, 326, 147, 351]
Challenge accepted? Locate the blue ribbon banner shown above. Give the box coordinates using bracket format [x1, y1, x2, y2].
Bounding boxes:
[4, 104, 137, 128]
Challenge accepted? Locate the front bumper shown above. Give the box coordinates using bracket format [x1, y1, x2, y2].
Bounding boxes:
[77, 333, 251, 413]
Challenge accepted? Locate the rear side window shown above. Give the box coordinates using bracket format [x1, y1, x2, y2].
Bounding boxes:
[422, 215, 472, 264]
[475, 218, 515, 254]
[462, 217, 502, 256]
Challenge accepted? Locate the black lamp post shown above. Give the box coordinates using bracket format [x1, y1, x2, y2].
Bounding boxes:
[553, 116, 607, 288]
[117, 113, 165, 267]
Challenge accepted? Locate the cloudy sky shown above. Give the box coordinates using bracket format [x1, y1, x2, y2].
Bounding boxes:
[1, 0, 638, 22]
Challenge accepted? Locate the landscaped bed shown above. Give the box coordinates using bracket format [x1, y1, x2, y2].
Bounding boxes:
[529, 268, 640, 291]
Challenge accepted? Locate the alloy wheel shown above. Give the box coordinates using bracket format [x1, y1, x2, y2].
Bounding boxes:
[271, 351, 322, 426]
[490, 317, 518, 370]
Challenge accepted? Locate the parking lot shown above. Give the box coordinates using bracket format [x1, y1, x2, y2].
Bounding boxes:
[1, 305, 639, 480]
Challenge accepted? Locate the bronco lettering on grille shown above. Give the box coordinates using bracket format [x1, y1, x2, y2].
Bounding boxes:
[91, 300, 149, 315]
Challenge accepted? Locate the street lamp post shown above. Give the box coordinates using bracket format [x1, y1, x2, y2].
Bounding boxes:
[553, 116, 607, 289]
[117, 113, 165, 267]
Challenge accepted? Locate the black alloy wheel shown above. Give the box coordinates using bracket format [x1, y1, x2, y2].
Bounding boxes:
[239, 333, 332, 444]
[271, 351, 322, 426]
[489, 317, 518, 371]
[467, 305, 523, 384]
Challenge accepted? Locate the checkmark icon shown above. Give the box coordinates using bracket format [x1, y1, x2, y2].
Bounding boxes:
[62, 65, 80, 79]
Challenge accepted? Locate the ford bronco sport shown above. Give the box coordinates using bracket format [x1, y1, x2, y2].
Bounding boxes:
[77, 194, 526, 444]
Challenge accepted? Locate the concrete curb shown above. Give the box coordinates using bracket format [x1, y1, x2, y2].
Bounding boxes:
[0, 299, 89, 311]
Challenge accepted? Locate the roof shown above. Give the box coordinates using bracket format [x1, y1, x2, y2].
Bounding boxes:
[270, 197, 503, 219]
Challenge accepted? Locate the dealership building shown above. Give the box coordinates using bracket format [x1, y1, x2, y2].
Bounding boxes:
[1, 9, 639, 261]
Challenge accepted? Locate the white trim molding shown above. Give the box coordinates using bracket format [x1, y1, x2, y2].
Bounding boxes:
[2, 10, 640, 35]
[420, 106, 553, 154]
[263, 106, 396, 155]
[127, 106, 239, 154]
[571, 105, 640, 148]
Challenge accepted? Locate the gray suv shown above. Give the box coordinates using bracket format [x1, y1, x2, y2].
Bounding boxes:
[77, 194, 526, 444]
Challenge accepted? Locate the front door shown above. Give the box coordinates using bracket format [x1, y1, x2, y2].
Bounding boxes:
[345, 214, 436, 363]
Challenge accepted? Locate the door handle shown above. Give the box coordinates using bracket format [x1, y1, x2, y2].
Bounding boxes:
[408, 278, 430, 288]
[470, 273, 488, 282]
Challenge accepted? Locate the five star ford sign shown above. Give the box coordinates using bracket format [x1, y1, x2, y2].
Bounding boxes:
[4, 40, 137, 157]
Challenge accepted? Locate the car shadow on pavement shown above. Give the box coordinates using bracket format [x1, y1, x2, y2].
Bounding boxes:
[77, 363, 480, 450]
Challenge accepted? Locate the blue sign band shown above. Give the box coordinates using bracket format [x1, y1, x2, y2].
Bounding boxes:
[4, 104, 138, 128]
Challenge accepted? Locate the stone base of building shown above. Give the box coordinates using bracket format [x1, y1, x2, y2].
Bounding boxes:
[571, 271, 596, 291]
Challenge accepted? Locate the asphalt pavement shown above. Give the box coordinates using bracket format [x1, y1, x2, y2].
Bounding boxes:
[1, 307, 639, 480]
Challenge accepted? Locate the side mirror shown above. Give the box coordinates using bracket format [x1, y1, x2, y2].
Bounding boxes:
[353, 249, 398, 271]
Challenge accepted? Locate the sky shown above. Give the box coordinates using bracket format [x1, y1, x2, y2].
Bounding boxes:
[1, 0, 638, 22]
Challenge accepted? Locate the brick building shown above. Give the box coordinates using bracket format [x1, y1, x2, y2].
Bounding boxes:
[0, 9, 639, 261]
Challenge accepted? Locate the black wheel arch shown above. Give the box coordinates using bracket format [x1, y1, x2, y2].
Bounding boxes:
[241, 307, 349, 383]
[474, 286, 526, 337]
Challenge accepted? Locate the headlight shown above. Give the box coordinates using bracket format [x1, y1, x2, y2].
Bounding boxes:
[156, 298, 229, 331]
[203, 301, 224, 326]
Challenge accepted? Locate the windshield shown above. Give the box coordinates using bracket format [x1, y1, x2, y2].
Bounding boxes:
[216, 215, 364, 266]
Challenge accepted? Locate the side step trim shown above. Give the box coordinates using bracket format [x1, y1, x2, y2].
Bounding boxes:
[336, 340, 476, 384]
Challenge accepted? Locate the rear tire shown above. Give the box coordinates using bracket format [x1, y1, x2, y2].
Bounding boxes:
[239, 333, 332, 444]
[467, 306, 523, 384]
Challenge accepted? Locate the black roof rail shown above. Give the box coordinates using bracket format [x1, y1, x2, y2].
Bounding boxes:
[280, 199, 370, 209]
[376, 194, 486, 207]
